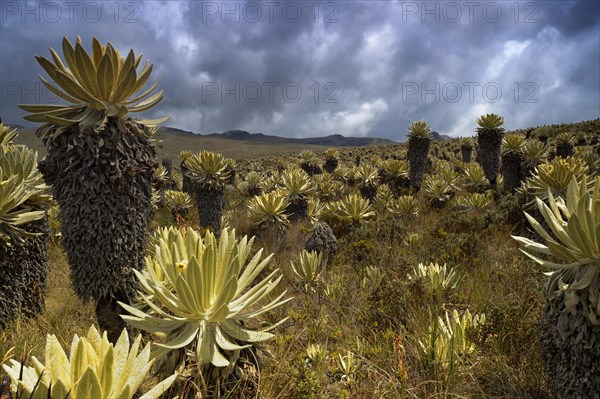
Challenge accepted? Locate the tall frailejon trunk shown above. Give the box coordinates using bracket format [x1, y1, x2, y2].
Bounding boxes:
[181, 161, 194, 196]
[501, 152, 524, 194]
[0, 247, 24, 328]
[324, 158, 338, 173]
[477, 129, 503, 191]
[0, 217, 49, 328]
[461, 145, 472, 163]
[196, 187, 224, 235]
[556, 143, 574, 158]
[38, 118, 156, 340]
[287, 198, 308, 222]
[539, 293, 600, 398]
[408, 136, 431, 192]
[359, 185, 377, 201]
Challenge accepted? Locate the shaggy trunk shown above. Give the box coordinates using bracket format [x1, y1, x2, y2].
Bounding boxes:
[556, 143, 574, 158]
[501, 152, 524, 194]
[0, 218, 49, 328]
[324, 158, 338, 174]
[461, 144, 473, 163]
[38, 118, 156, 340]
[305, 222, 338, 268]
[196, 186, 224, 235]
[407, 136, 431, 192]
[359, 185, 377, 201]
[287, 198, 308, 222]
[477, 128, 503, 191]
[539, 289, 600, 397]
[247, 186, 262, 197]
[181, 162, 195, 196]
[301, 162, 322, 176]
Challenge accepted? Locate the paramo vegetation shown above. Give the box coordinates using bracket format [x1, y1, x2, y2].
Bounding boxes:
[1, 37, 600, 398]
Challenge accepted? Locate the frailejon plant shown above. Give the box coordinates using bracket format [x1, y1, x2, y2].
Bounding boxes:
[418, 309, 485, 375]
[323, 148, 339, 173]
[119, 227, 292, 396]
[247, 191, 290, 232]
[291, 250, 324, 292]
[281, 167, 313, 222]
[410, 262, 460, 297]
[461, 162, 488, 194]
[521, 139, 549, 177]
[328, 194, 375, 226]
[512, 176, 600, 397]
[460, 137, 474, 163]
[0, 123, 50, 327]
[164, 190, 193, 219]
[2, 326, 176, 398]
[555, 132, 575, 158]
[407, 121, 432, 192]
[476, 113, 504, 191]
[19, 36, 167, 341]
[518, 156, 593, 205]
[356, 164, 379, 200]
[184, 151, 232, 234]
[501, 134, 526, 193]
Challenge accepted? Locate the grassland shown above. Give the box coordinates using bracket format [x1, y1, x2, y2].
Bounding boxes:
[13, 127, 331, 161]
[2, 119, 599, 398]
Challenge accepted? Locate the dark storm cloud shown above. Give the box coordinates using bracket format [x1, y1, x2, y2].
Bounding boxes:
[1, 0, 598, 139]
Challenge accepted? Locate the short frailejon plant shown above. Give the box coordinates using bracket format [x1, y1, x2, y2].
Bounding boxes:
[184, 150, 232, 234]
[2, 326, 177, 398]
[120, 227, 292, 397]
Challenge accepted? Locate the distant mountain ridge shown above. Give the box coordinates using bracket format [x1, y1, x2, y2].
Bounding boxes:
[163, 127, 397, 146]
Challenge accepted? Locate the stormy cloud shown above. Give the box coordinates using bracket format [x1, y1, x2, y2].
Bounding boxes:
[1, 0, 598, 140]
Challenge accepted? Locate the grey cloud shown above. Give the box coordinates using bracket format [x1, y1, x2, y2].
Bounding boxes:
[0, 0, 598, 140]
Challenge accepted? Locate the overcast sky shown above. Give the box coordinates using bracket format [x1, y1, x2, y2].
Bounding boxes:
[1, 0, 598, 140]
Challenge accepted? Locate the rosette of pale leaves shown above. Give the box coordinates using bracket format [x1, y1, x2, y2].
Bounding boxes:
[512, 176, 600, 324]
[0, 123, 18, 145]
[164, 190, 193, 211]
[476, 113, 504, 130]
[395, 195, 419, 217]
[291, 250, 324, 285]
[521, 139, 549, 167]
[307, 197, 325, 224]
[356, 164, 379, 188]
[245, 171, 263, 193]
[461, 163, 488, 191]
[184, 151, 232, 189]
[382, 159, 409, 179]
[418, 309, 485, 371]
[179, 150, 193, 161]
[501, 134, 526, 155]
[374, 184, 395, 212]
[424, 176, 454, 206]
[408, 120, 433, 139]
[518, 156, 593, 203]
[247, 191, 290, 229]
[281, 168, 313, 201]
[18, 36, 168, 139]
[120, 227, 292, 371]
[328, 194, 375, 225]
[316, 174, 343, 202]
[454, 192, 492, 211]
[0, 125, 50, 249]
[411, 262, 460, 295]
[2, 326, 176, 399]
